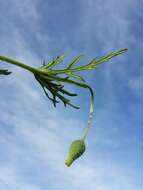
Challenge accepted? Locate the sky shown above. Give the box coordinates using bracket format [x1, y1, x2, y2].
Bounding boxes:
[0, 0, 143, 190]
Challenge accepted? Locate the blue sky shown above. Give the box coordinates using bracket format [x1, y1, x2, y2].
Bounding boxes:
[0, 0, 143, 189]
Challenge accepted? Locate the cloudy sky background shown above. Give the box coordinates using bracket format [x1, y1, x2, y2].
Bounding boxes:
[0, 0, 143, 190]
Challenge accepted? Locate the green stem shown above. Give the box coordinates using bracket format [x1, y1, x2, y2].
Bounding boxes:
[0, 55, 38, 73]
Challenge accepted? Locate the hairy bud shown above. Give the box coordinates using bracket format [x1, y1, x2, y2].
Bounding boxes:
[65, 139, 86, 167]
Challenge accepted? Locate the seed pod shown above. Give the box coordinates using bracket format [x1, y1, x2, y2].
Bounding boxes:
[65, 139, 86, 167]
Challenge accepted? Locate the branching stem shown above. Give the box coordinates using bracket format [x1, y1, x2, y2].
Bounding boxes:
[0, 49, 128, 141]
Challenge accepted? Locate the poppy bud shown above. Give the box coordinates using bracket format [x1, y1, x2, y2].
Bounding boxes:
[65, 139, 86, 167]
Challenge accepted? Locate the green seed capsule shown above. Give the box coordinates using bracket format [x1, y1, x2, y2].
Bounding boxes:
[65, 139, 86, 167]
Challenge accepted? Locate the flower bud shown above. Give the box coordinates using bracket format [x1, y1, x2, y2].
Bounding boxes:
[65, 139, 86, 167]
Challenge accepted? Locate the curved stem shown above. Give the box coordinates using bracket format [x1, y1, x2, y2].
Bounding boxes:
[81, 88, 94, 141]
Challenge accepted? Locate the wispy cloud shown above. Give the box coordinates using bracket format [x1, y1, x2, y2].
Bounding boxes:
[129, 67, 143, 96]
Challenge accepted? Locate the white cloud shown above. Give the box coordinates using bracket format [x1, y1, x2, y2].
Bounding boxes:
[77, 0, 128, 49]
[11, 0, 40, 21]
[129, 68, 143, 96]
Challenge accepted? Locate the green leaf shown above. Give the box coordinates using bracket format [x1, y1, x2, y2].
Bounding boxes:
[66, 54, 84, 69]
[66, 48, 128, 73]
[93, 48, 128, 66]
[34, 73, 80, 109]
[67, 73, 85, 82]
[41, 54, 65, 70]
[0, 69, 11, 75]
